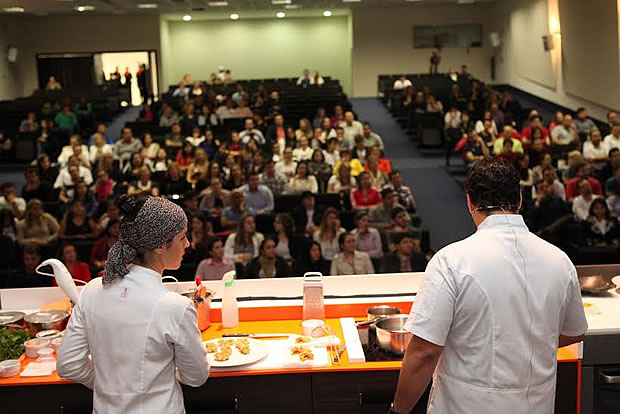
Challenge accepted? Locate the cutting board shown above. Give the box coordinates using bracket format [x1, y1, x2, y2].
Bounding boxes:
[211, 336, 329, 372]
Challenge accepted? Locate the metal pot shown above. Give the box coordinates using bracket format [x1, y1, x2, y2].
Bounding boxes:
[24, 311, 70, 335]
[375, 314, 413, 356]
[0, 311, 25, 330]
[366, 305, 401, 321]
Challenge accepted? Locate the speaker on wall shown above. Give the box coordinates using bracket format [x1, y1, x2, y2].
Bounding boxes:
[7, 46, 18, 63]
[542, 34, 555, 51]
[489, 32, 501, 48]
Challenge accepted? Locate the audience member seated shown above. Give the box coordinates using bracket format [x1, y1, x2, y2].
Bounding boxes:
[46, 75, 62, 91]
[17, 199, 59, 248]
[185, 215, 211, 264]
[57, 134, 88, 167]
[330, 232, 374, 276]
[89, 219, 119, 271]
[221, 190, 255, 230]
[60, 243, 91, 284]
[463, 130, 491, 168]
[313, 207, 345, 261]
[293, 191, 324, 235]
[339, 112, 363, 149]
[244, 237, 290, 278]
[295, 118, 314, 142]
[196, 237, 234, 280]
[89, 132, 114, 166]
[352, 135, 368, 165]
[369, 188, 404, 229]
[581, 198, 619, 247]
[323, 138, 340, 167]
[0, 182, 26, 220]
[88, 123, 113, 145]
[294, 241, 331, 276]
[583, 129, 609, 182]
[58, 200, 100, 240]
[334, 150, 364, 177]
[532, 166, 566, 201]
[186, 147, 209, 189]
[361, 122, 384, 150]
[601, 149, 620, 187]
[159, 163, 190, 197]
[69, 180, 99, 217]
[393, 75, 412, 90]
[327, 162, 355, 194]
[128, 167, 159, 197]
[551, 114, 579, 152]
[286, 161, 318, 195]
[365, 155, 389, 189]
[54, 104, 77, 135]
[260, 160, 287, 197]
[606, 182, 620, 218]
[574, 107, 597, 136]
[159, 106, 180, 127]
[240, 172, 274, 214]
[115, 127, 143, 168]
[275, 147, 298, 179]
[351, 211, 382, 259]
[603, 122, 620, 151]
[7, 246, 51, 288]
[605, 165, 620, 197]
[273, 213, 304, 266]
[521, 115, 550, 147]
[239, 118, 266, 146]
[19, 111, 39, 133]
[140, 132, 160, 162]
[292, 137, 313, 162]
[350, 172, 382, 210]
[224, 214, 264, 266]
[565, 163, 602, 201]
[387, 170, 416, 212]
[572, 178, 601, 222]
[308, 149, 332, 191]
[380, 232, 427, 273]
[494, 125, 524, 156]
[387, 206, 421, 246]
[199, 177, 231, 216]
[528, 179, 570, 236]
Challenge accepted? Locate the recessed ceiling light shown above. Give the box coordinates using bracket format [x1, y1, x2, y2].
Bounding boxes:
[182, 14, 192, 21]
[137, 3, 158, 9]
[3, 6, 24, 13]
[342, 0, 361, 3]
[276, 11, 286, 18]
[323, 10, 332, 17]
[230, 13, 239, 20]
[272, 0, 291, 4]
[284, 4, 301, 9]
[75, 5, 95, 12]
[208, 1, 228, 6]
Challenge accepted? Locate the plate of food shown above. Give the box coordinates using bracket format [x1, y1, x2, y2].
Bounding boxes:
[203, 337, 269, 368]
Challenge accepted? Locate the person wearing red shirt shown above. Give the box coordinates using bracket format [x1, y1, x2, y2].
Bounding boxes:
[90, 219, 120, 270]
[365, 146, 392, 175]
[565, 163, 602, 201]
[175, 140, 194, 172]
[58, 242, 91, 285]
[521, 115, 550, 147]
[350, 172, 383, 210]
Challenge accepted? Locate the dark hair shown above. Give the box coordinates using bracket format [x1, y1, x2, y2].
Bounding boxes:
[259, 236, 276, 254]
[184, 190, 198, 201]
[300, 190, 315, 201]
[275, 213, 294, 235]
[355, 211, 369, 222]
[0, 182, 15, 192]
[391, 231, 417, 245]
[105, 219, 120, 236]
[609, 147, 619, 157]
[338, 231, 353, 249]
[381, 188, 395, 199]
[206, 237, 223, 254]
[391, 206, 407, 220]
[23, 245, 41, 257]
[588, 198, 611, 219]
[463, 157, 521, 212]
[388, 170, 401, 180]
[60, 242, 80, 262]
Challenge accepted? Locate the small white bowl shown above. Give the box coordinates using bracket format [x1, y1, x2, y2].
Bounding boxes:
[302, 319, 326, 337]
[24, 338, 50, 358]
[51, 337, 63, 353]
[0, 360, 20, 378]
[36, 347, 55, 362]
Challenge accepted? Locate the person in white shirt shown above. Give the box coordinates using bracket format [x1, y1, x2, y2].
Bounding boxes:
[572, 178, 601, 221]
[392, 157, 587, 414]
[89, 132, 114, 165]
[57, 195, 209, 413]
[339, 112, 364, 149]
[275, 147, 298, 179]
[582, 128, 609, 174]
[57, 134, 89, 167]
[603, 122, 620, 151]
[443, 106, 461, 130]
[54, 156, 94, 190]
[239, 118, 266, 145]
[393, 76, 412, 90]
[292, 136, 313, 162]
[0, 182, 26, 219]
[323, 138, 341, 167]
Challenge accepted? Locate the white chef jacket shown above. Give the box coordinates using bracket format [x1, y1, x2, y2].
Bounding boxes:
[404, 215, 587, 414]
[57, 265, 209, 414]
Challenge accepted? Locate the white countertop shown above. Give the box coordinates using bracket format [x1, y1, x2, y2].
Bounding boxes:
[580, 288, 620, 335]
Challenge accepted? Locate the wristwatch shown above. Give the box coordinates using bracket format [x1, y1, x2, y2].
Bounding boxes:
[387, 402, 397, 414]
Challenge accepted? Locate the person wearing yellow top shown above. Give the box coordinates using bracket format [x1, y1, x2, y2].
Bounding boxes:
[493, 125, 524, 155]
[333, 149, 364, 177]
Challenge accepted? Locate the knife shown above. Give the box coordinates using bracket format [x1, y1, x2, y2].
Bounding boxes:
[221, 333, 290, 339]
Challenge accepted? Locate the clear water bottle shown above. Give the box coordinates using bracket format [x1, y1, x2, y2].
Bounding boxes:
[302, 272, 325, 321]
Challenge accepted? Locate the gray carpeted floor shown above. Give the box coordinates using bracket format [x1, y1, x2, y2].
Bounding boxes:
[350, 97, 475, 251]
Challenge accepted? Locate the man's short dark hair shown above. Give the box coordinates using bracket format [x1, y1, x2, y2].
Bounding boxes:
[576, 107, 586, 113]
[463, 157, 521, 212]
[542, 166, 555, 175]
[327, 137, 338, 145]
[206, 237, 223, 253]
[609, 147, 619, 157]
[300, 191, 315, 201]
[391, 231, 417, 245]
[0, 182, 15, 192]
[184, 190, 198, 201]
[381, 188, 395, 199]
[247, 171, 260, 180]
[23, 245, 41, 257]
[389, 170, 401, 180]
[391, 206, 407, 220]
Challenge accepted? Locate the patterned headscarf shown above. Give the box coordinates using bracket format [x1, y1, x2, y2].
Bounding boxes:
[103, 196, 187, 285]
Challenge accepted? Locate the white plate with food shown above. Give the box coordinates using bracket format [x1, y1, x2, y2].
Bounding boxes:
[203, 337, 269, 368]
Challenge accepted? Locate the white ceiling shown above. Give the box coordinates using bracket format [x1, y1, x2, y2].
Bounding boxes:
[0, 0, 495, 17]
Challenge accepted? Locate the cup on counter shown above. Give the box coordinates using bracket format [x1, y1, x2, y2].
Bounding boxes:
[51, 337, 63, 353]
[302, 319, 326, 337]
[36, 348, 55, 362]
[24, 338, 50, 358]
[0, 360, 20, 378]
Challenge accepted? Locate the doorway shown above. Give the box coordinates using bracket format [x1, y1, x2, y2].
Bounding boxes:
[94, 51, 159, 106]
[36, 54, 94, 90]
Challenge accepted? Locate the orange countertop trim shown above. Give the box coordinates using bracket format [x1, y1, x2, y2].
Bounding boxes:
[0, 301, 578, 387]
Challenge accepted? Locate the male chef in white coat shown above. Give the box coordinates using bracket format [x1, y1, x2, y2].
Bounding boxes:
[391, 157, 588, 414]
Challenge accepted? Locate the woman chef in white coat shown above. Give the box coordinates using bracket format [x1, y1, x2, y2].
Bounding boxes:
[57, 194, 210, 413]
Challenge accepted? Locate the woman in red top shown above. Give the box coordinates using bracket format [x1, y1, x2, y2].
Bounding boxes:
[175, 140, 194, 172]
[350, 172, 383, 210]
[365, 147, 392, 175]
[90, 219, 120, 270]
[59, 242, 91, 285]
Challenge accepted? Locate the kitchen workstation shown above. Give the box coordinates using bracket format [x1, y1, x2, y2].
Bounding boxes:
[0, 263, 619, 414]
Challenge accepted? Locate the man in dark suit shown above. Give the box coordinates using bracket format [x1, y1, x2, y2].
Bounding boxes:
[293, 191, 325, 235]
[380, 232, 427, 273]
